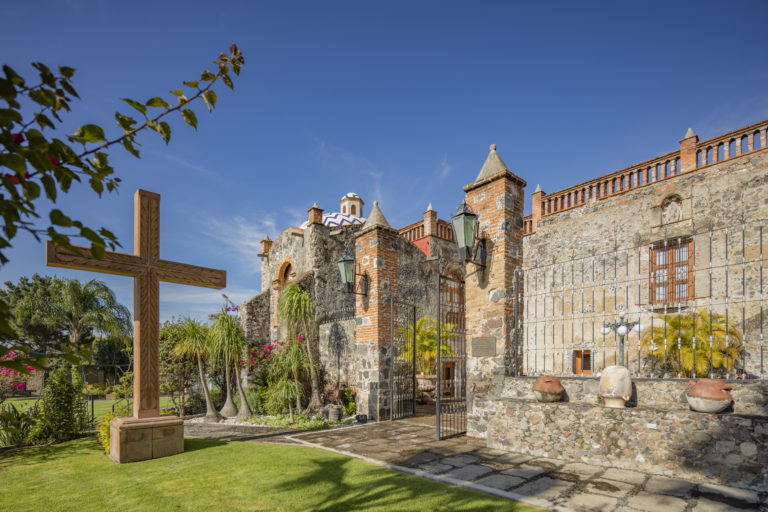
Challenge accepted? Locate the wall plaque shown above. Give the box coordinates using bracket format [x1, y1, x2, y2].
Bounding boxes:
[472, 337, 496, 357]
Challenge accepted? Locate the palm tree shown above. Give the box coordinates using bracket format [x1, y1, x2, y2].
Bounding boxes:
[267, 338, 307, 422]
[640, 308, 743, 377]
[399, 316, 455, 375]
[53, 279, 131, 348]
[175, 318, 220, 423]
[209, 306, 252, 419]
[277, 284, 322, 410]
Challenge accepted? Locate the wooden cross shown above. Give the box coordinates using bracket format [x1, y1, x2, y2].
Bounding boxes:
[46, 189, 226, 419]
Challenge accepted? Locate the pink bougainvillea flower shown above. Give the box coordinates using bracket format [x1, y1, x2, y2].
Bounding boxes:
[11, 133, 24, 145]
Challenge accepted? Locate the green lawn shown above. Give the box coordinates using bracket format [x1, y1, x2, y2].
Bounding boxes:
[0, 437, 542, 512]
[5, 397, 176, 422]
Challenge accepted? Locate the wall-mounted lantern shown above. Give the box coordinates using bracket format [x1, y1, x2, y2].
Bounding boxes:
[451, 200, 486, 268]
[338, 252, 368, 296]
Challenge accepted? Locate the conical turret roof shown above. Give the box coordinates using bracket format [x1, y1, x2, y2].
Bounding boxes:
[363, 201, 390, 229]
[475, 144, 510, 182]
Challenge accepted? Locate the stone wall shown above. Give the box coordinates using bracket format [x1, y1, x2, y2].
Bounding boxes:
[522, 149, 768, 377]
[240, 289, 270, 346]
[469, 377, 768, 490]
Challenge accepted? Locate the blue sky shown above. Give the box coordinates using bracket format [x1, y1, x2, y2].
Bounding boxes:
[2, 1, 768, 322]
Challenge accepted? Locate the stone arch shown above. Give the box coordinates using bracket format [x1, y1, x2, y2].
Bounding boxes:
[272, 257, 297, 327]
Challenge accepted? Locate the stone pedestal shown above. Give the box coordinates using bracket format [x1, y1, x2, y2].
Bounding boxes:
[109, 415, 184, 463]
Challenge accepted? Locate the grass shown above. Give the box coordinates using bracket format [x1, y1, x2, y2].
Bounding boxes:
[0, 437, 543, 512]
[5, 397, 176, 422]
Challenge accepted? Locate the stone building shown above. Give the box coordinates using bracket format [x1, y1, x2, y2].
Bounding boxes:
[242, 117, 768, 489]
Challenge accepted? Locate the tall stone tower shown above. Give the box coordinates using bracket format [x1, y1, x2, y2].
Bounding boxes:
[462, 144, 526, 435]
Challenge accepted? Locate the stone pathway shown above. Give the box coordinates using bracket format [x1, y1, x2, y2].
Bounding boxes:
[184, 421, 300, 444]
[285, 420, 767, 512]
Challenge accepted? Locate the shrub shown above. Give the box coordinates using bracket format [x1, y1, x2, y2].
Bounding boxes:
[30, 366, 88, 444]
[342, 387, 356, 415]
[98, 411, 116, 455]
[0, 402, 38, 447]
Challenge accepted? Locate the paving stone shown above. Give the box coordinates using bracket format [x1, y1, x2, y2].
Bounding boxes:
[601, 468, 648, 485]
[697, 483, 760, 505]
[558, 462, 604, 481]
[440, 454, 479, 466]
[442, 464, 494, 481]
[626, 491, 688, 512]
[417, 462, 452, 474]
[470, 447, 508, 458]
[474, 473, 526, 490]
[564, 492, 619, 512]
[500, 463, 549, 480]
[585, 478, 634, 498]
[483, 459, 519, 471]
[526, 457, 565, 470]
[512, 476, 575, 501]
[493, 452, 533, 465]
[643, 476, 695, 497]
[692, 497, 761, 512]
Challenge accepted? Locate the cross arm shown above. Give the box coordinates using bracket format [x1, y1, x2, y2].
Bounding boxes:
[155, 259, 226, 289]
[46, 241, 144, 277]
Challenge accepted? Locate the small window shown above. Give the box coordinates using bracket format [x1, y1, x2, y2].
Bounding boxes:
[573, 350, 592, 375]
[650, 239, 693, 304]
[342, 205, 346, 213]
[282, 263, 294, 283]
[351, 204, 356, 216]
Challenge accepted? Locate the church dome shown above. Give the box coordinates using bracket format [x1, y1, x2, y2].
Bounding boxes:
[299, 212, 366, 229]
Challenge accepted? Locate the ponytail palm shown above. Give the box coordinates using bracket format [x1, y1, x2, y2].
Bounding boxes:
[640, 309, 743, 377]
[175, 318, 220, 423]
[278, 284, 321, 410]
[209, 307, 251, 419]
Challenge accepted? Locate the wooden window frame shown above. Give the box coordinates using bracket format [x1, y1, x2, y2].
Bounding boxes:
[573, 350, 592, 375]
[650, 239, 693, 304]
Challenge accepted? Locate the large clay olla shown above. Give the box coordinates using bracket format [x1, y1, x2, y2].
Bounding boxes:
[532, 376, 565, 403]
[598, 365, 632, 408]
[686, 378, 732, 413]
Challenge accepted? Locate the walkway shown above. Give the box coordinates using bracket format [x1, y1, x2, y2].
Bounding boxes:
[288, 420, 767, 512]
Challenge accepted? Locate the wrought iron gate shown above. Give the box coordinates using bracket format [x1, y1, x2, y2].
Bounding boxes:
[390, 298, 416, 420]
[436, 274, 467, 439]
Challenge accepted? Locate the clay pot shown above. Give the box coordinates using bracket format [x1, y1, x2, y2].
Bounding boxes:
[686, 379, 732, 413]
[532, 376, 565, 403]
[598, 365, 632, 408]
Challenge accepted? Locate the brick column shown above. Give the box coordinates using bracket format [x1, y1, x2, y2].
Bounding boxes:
[307, 203, 324, 226]
[462, 144, 526, 439]
[424, 204, 437, 237]
[353, 201, 398, 421]
[531, 184, 544, 231]
[680, 128, 699, 172]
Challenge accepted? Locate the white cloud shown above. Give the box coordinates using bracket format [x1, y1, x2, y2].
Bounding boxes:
[163, 153, 219, 178]
[198, 214, 276, 276]
[437, 155, 454, 180]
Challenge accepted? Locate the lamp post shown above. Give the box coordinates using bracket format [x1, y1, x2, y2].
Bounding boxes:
[451, 200, 486, 269]
[601, 311, 639, 366]
[337, 252, 368, 296]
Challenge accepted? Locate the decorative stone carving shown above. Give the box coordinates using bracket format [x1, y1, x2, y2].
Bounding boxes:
[686, 378, 733, 413]
[598, 365, 632, 408]
[661, 196, 682, 224]
[532, 376, 565, 402]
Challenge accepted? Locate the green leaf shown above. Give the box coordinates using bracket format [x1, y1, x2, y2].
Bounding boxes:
[0, 78, 15, 99]
[0, 108, 22, 128]
[222, 74, 234, 90]
[35, 113, 55, 130]
[29, 88, 57, 107]
[170, 89, 183, 96]
[146, 96, 169, 108]
[152, 121, 171, 144]
[41, 174, 57, 201]
[90, 242, 105, 259]
[122, 138, 140, 158]
[59, 79, 79, 99]
[181, 109, 197, 130]
[115, 113, 137, 133]
[121, 98, 147, 115]
[0, 153, 26, 174]
[58, 66, 75, 79]
[183, 81, 199, 88]
[50, 209, 74, 227]
[200, 70, 216, 81]
[72, 124, 106, 144]
[21, 180, 40, 200]
[204, 90, 217, 109]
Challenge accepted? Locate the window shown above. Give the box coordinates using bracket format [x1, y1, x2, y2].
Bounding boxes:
[351, 204, 357, 216]
[650, 239, 693, 304]
[573, 350, 591, 375]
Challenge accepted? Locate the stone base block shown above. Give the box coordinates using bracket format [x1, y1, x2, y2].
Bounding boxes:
[109, 415, 184, 463]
